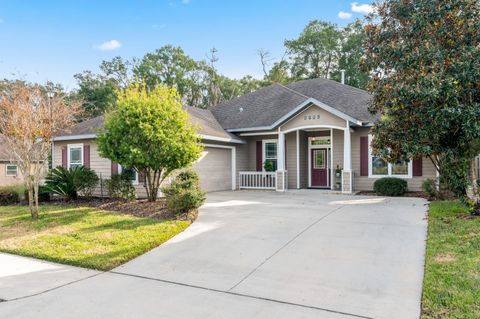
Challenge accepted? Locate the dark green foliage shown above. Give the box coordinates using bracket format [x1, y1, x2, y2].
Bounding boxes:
[44, 166, 99, 200]
[162, 169, 205, 215]
[373, 177, 408, 196]
[104, 172, 136, 201]
[263, 160, 274, 172]
[422, 178, 438, 200]
[363, 0, 480, 197]
[0, 189, 20, 205]
[24, 186, 51, 203]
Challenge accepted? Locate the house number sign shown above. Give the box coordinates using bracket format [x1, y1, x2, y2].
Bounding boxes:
[304, 114, 320, 121]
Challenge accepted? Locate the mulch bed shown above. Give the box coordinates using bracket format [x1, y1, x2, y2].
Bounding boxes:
[45, 197, 197, 222]
[356, 191, 428, 199]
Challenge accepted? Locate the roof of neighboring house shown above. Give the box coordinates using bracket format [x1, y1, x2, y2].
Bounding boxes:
[210, 78, 375, 131]
[55, 107, 244, 144]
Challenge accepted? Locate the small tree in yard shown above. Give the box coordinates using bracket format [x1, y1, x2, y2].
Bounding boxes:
[363, 0, 480, 207]
[97, 85, 203, 202]
[0, 82, 81, 218]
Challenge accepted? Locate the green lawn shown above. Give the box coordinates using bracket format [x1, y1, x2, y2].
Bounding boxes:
[0, 204, 190, 270]
[422, 201, 480, 318]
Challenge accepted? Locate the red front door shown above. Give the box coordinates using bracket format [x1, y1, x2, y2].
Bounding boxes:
[311, 149, 329, 187]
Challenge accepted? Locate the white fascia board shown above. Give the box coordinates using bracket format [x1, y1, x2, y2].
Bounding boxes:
[199, 134, 246, 144]
[226, 98, 363, 133]
[53, 134, 97, 141]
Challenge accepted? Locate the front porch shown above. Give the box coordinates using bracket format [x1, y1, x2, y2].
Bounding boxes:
[239, 125, 354, 193]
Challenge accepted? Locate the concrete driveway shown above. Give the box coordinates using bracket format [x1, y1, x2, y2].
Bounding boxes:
[0, 191, 428, 319]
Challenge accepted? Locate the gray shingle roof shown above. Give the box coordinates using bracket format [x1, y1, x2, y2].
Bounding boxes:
[286, 78, 374, 123]
[210, 84, 308, 131]
[55, 107, 242, 143]
[58, 116, 105, 137]
[210, 78, 375, 130]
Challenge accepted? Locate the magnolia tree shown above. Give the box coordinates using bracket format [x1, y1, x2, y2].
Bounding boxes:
[362, 0, 480, 204]
[0, 82, 81, 218]
[97, 85, 203, 202]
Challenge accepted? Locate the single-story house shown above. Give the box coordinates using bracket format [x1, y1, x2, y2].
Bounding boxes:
[52, 78, 436, 196]
[0, 135, 23, 187]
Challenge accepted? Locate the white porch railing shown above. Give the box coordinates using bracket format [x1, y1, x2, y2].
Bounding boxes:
[239, 171, 276, 190]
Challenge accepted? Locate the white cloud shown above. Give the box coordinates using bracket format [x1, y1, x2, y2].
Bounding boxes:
[96, 40, 122, 51]
[0, 18, 4, 23]
[338, 11, 352, 19]
[181, 0, 191, 4]
[351, 2, 374, 14]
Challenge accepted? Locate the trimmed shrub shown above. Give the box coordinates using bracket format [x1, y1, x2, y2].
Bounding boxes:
[44, 166, 99, 200]
[422, 178, 438, 200]
[162, 169, 205, 215]
[0, 188, 20, 205]
[373, 177, 407, 196]
[24, 186, 51, 203]
[104, 172, 136, 201]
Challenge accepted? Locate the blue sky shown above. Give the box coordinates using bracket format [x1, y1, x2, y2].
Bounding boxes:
[0, 0, 373, 90]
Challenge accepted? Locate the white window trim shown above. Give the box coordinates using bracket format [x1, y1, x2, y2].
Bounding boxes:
[5, 164, 18, 177]
[67, 143, 84, 169]
[119, 165, 139, 186]
[262, 139, 278, 172]
[367, 135, 412, 178]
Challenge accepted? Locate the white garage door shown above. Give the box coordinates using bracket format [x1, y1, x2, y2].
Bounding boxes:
[193, 146, 232, 192]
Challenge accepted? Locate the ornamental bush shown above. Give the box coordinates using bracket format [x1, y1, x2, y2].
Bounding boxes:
[373, 177, 407, 196]
[44, 166, 99, 200]
[162, 169, 205, 215]
[0, 188, 20, 205]
[422, 178, 438, 200]
[104, 172, 136, 201]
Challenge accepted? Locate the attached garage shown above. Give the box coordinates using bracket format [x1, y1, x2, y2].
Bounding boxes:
[193, 145, 234, 192]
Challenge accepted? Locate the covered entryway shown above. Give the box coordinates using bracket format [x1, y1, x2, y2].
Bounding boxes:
[193, 145, 234, 192]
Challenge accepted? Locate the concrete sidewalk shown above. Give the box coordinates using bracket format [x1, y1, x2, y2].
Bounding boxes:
[0, 253, 100, 301]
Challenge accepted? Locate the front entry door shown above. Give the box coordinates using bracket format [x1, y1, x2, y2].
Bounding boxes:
[311, 149, 329, 188]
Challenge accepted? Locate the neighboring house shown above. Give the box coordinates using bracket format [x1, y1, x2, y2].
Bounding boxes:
[53, 78, 436, 196]
[0, 135, 23, 187]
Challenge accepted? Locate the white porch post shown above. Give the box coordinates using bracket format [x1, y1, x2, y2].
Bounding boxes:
[296, 130, 300, 189]
[342, 122, 353, 193]
[276, 131, 286, 192]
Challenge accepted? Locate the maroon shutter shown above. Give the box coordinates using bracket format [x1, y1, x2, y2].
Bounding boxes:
[61, 146, 67, 169]
[256, 141, 262, 171]
[83, 144, 90, 168]
[413, 157, 423, 176]
[360, 136, 369, 176]
[111, 161, 118, 175]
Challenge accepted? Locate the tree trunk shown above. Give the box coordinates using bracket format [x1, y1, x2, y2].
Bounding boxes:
[34, 181, 40, 215]
[466, 158, 480, 212]
[27, 182, 38, 219]
[145, 169, 162, 202]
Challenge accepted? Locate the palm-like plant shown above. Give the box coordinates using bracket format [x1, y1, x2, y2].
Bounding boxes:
[44, 166, 98, 200]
